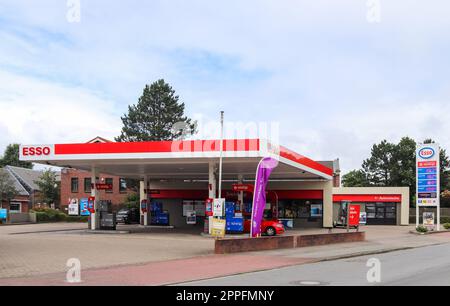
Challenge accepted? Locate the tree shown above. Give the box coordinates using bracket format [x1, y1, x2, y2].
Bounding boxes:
[0, 144, 33, 169]
[0, 169, 18, 208]
[342, 170, 369, 187]
[116, 79, 197, 142]
[362, 140, 397, 186]
[34, 169, 60, 207]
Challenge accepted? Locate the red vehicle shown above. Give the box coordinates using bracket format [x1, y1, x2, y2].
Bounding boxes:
[243, 219, 285, 236]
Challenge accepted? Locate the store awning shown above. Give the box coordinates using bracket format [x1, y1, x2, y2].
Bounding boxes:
[19, 138, 334, 181]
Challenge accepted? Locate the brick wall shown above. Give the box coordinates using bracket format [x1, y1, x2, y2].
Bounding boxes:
[60, 168, 136, 211]
[1, 195, 30, 213]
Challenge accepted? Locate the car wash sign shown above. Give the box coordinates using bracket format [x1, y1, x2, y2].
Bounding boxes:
[416, 143, 440, 207]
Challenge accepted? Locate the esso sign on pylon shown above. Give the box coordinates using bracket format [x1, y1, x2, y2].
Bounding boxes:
[21, 146, 52, 157]
[418, 147, 435, 160]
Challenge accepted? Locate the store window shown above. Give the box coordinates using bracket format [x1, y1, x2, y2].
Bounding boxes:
[84, 178, 92, 193]
[119, 178, 127, 193]
[105, 178, 113, 193]
[71, 178, 79, 193]
[278, 200, 323, 220]
[9, 202, 21, 213]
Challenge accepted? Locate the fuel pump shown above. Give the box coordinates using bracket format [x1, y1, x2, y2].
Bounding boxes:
[87, 196, 96, 214]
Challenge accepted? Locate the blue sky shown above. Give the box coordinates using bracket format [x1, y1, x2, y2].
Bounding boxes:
[1, 0, 450, 173]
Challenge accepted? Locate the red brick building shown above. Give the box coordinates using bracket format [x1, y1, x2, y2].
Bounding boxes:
[0, 168, 31, 213]
[60, 168, 136, 212]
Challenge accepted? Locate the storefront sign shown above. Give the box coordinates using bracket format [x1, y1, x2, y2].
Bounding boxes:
[416, 144, 440, 207]
[348, 204, 361, 227]
[213, 198, 225, 217]
[92, 183, 113, 190]
[232, 184, 254, 192]
[211, 218, 226, 238]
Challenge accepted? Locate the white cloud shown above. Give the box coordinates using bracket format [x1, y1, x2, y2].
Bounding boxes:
[0, 70, 121, 150]
[1, 1, 450, 174]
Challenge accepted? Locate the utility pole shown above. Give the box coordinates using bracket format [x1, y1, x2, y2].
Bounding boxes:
[218, 111, 224, 199]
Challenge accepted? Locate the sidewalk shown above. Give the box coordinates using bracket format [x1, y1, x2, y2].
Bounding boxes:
[1, 226, 449, 286]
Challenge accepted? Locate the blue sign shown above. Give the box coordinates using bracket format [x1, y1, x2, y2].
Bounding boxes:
[418, 186, 437, 193]
[418, 167, 437, 174]
[226, 217, 244, 232]
[0, 209, 7, 220]
[418, 174, 437, 180]
[79, 198, 90, 216]
[418, 180, 437, 186]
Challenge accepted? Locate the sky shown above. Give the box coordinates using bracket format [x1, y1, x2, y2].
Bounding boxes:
[1, 0, 450, 173]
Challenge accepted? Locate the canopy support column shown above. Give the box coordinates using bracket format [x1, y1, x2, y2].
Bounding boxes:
[208, 161, 217, 199]
[90, 167, 100, 230]
[140, 176, 149, 226]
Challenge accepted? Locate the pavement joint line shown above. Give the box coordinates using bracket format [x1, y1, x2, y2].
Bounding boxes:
[168, 241, 449, 286]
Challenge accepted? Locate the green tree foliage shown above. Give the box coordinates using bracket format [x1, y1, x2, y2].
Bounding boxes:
[341, 170, 369, 187]
[0, 169, 18, 206]
[362, 140, 397, 186]
[0, 144, 33, 169]
[34, 169, 60, 206]
[116, 79, 197, 142]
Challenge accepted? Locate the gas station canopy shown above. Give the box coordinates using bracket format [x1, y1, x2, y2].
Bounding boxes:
[19, 139, 334, 181]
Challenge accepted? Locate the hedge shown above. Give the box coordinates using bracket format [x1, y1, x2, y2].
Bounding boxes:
[31, 208, 88, 223]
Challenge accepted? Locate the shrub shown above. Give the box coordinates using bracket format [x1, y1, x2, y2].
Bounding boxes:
[441, 217, 450, 224]
[31, 208, 87, 223]
[416, 225, 428, 233]
[443, 223, 450, 230]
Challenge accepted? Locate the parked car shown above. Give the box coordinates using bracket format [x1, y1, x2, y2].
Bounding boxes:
[243, 219, 285, 236]
[116, 207, 140, 224]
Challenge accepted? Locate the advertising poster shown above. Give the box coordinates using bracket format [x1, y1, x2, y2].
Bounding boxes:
[68, 198, 79, 216]
[79, 198, 90, 216]
[186, 211, 197, 225]
[423, 212, 435, 230]
[348, 204, 361, 226]
[211, 218, 226, 238]
[310, 204, 323, 217]
[359, 212, 367, 225]
[213, 198, 225, 217]
[0, 208, 7, 220]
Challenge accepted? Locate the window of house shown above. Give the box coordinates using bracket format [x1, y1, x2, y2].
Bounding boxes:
[9, 202, 21, 213]
[105, 178, 113, 193]
[119, 178, 127, 193]
[71, 178, 79, 193]
[84, 178, 92, 193]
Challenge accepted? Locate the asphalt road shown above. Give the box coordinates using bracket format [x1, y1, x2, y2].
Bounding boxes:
[180, 243, 450, 286]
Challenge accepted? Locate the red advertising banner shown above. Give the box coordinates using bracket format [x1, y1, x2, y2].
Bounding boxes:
[348, 204, 361, 226]
[92, 183, 113, 190]
[418, 161, 437, 168]
[232, 184, 254, 192]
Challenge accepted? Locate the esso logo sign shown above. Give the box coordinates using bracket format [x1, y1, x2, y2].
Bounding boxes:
[418, 147, 435, 159]
[23, 146, 51, 156]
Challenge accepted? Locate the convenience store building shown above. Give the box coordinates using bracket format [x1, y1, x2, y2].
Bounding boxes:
[19, 138, 409, 230]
